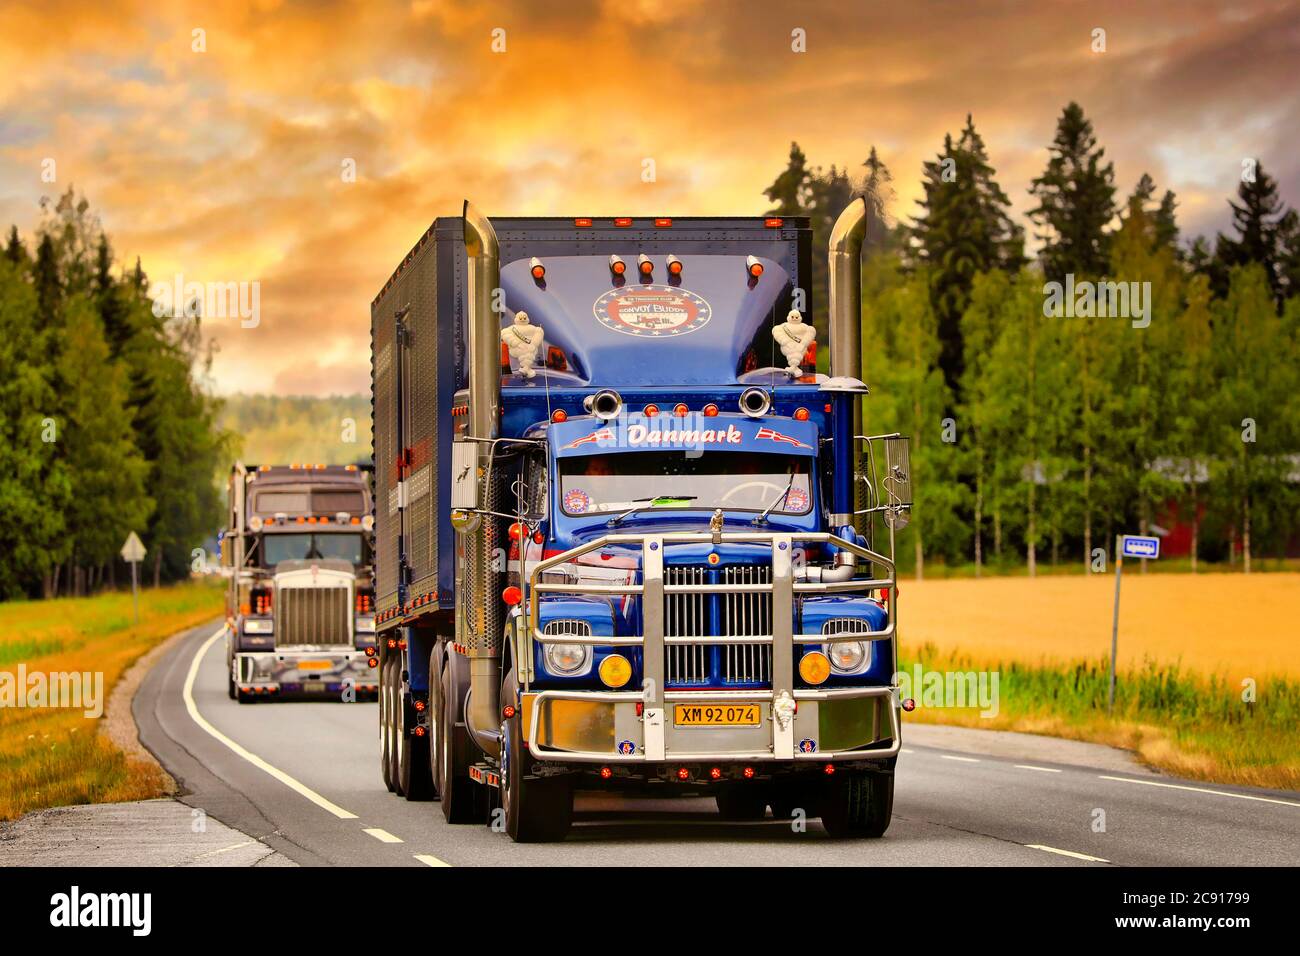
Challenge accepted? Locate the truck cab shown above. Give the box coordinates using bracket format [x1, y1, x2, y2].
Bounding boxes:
[222, 463, 379, 702]
[372, 205, 911, 840]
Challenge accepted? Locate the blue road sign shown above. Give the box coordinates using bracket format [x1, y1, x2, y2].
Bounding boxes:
[1120, 535, 1160, 559]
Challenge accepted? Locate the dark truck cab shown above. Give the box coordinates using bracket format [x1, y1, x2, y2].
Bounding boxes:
[372, 207, 911, 840]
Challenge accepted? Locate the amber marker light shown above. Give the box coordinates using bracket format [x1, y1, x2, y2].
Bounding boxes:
[599, 654, 632, 688]
[799, 651, 831, 685]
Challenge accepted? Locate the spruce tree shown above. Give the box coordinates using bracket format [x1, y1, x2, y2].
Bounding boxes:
[1029, 102, 1117, 281]
[1215, 160, 1290, 303]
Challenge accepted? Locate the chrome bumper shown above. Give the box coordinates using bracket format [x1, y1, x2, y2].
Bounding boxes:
[233, 648, 379, 694]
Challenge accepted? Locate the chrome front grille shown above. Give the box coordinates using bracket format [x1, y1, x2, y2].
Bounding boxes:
[276, 587, 351, 645]
[542, 619, 593, 639]
[665, 566, 772, 687]
[822, 618, 874, 637]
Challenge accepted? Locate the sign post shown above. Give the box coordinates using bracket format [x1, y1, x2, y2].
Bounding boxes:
[1109, 534, 1160, 714]
[120, 531, 147, 625]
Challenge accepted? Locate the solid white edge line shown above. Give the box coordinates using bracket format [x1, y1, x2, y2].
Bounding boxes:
[1026, 844, 1109, 863]
[182, 626, 358, 820]
[363, 828, 404, 844]
[414, 854, 451, 867]
[1015, 765, 1062, 773]
[940, 754, 980, 763]
[1098, 774, 1300, 808]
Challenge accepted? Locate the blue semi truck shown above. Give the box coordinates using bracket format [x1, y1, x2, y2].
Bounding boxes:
[371, 203, 912, 841]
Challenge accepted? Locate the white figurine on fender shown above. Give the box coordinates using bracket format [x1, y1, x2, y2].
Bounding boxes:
[502, 310, 544, 379]
[773, 309, 814, 377]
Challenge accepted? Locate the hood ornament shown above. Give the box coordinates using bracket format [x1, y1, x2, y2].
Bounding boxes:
[709, 508, 724, 545]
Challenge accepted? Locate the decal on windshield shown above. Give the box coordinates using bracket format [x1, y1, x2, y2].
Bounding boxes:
[593, 284, 711, 337]
[563, 489, 591, 513]
[786, 487, 809, 511]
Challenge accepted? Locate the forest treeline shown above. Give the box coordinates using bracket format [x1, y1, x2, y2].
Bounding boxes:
[767, 102, 1300, 575]
[0, 190, 229, 599]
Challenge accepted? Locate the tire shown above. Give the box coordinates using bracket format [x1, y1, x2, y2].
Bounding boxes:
[426, 646, 444, 800]
[820, 770, 894, 838]
[715, 786, 768, 821]
[439, 664, 483, 824]
[227, 654, 236, 701]
[502, 690, 572, 842]
[379, 656, 392, 791]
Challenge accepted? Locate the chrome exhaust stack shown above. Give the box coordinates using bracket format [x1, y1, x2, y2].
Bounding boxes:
[462, 201, 503, 757]
[827, 197, 869, 525]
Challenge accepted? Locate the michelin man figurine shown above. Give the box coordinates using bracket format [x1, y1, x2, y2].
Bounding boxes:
[501, 310, 545, 379]
[773, 308, 815, 377]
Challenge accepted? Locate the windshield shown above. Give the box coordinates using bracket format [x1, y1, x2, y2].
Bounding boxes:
[262, 533, 366, 566]
[559, 451, 812, 517]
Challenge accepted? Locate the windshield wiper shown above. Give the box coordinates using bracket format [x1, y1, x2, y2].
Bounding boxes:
[752, 475, 796, 526]
[607, 495, 698, 527]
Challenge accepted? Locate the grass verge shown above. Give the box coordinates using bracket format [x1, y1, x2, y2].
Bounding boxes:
[901, 643, 1300, 791]
[0, 581, 223, 821]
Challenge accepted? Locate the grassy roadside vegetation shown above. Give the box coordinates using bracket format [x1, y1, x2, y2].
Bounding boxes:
[0, 581, 223, 821]
[897, 573, 1299, 790]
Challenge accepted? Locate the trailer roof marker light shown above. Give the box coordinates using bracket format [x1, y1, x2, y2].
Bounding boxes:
[746, 255, 764, 277]
[764, 217, 784, 228]
[666, 254, 683, 276]
[614, 217, 633, 227]
[574, 217, 593, 227]
[502, 585, 523, 606]
[654, 217, 672, 228]
[608, 255, 626, 276]
[529, 257, 546, 280]
[637, 253, 653, 276]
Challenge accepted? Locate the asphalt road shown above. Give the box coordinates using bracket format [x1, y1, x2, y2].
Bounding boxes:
[136, 620, 1300, 867]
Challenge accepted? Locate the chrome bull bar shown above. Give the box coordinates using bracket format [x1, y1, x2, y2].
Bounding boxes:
[521, 531, 900, 763]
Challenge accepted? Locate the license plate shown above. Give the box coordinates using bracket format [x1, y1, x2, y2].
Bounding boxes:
[303, 681, 328, 692]
[674, 704, 761, 727]
[298, 660, 332, 671]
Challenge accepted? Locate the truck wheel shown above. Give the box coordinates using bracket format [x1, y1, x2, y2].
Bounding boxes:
[426, 646, 444, 800]
[227, 654, 236, 701]
[715, 786, 768, 821]
[502, 699, 572, 842]
[820, 769, 894, 839]
[439, 665, 482, 824]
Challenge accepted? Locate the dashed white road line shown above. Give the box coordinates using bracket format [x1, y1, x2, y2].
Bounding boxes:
[363, 828, 404, 844]
[1099, 775, 1300, 808]
[414, 854, 451, 867]
[183, 627, 359, 820]
[1026, 844, 1109, 863]
[940, 754, 980, 763]
[1015, 765, 1062, 774]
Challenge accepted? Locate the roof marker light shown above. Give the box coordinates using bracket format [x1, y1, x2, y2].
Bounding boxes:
[666, 254, 683, 275]
[702, 403, 718, 417]
[614, 217, 633, 227]
[551, 409, 568, 423]
[746, 255, 764, 277]
[637, 253, 653, 276]
[643, 403, 660, 417]
[529, 257, 545, 280]
[794, 407, 810, 421]
[654, 218, 672, 228]
[574, 217, 593, 227]
[673, 403, 689, 417]
[764, 217, 784, 228]
[609, 255, 626, 276]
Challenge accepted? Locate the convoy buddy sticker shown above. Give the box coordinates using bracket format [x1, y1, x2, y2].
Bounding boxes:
[593, 284, 711, 337]
[563, 488, 591, 513]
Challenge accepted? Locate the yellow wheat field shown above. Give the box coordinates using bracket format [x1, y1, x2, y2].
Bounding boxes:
[899, 572, 1300, 679]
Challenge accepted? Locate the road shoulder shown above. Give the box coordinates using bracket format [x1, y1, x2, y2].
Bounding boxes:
[904, 722, 1159, 774]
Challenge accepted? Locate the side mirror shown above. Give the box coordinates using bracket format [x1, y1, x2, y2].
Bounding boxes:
[882, 436, 912, 529]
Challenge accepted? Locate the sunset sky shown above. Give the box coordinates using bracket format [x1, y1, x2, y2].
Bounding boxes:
[1, 0, 1297, 396]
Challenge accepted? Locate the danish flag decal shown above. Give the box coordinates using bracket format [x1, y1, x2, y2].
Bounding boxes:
[562, 428, 615, 450]
[755, 426, 812, 450]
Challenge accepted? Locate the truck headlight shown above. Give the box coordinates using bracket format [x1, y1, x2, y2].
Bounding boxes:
[827, 640, 868, 673]
[243, 618, 274, 634]
[544, 643, 591, 676]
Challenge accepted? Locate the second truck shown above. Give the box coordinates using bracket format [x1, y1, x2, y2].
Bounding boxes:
[371, 203, 912, 840]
